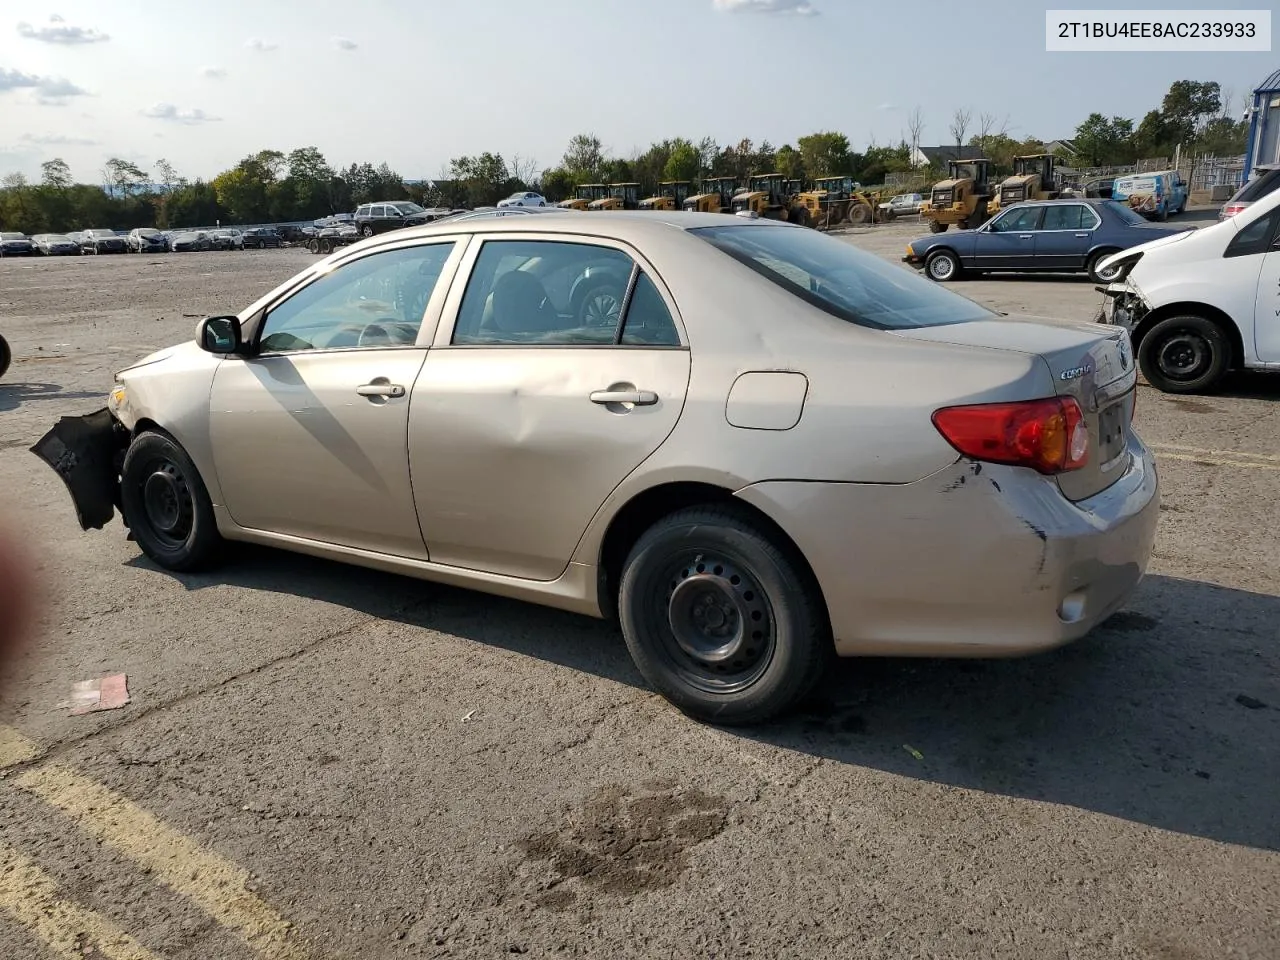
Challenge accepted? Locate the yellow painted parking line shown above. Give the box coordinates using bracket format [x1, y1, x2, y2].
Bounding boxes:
[0, 843, 162, 960]
[14, 765, 307, 960]
[1148, 442, 1280, 463]
[0, 726, 39, 769]
[1154, 451, 1280, 471]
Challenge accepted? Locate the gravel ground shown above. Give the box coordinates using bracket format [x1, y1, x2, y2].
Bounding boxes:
[0, 224, 1277, 960]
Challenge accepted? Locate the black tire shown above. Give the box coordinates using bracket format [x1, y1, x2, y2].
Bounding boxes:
[928, 219, 947, 233]
[360, 224, 374, 237]
[0, 334, 10, 379]
[847, 202, 871, 225]
[318, 239, 333, 254]
[884, 208, 896, 221]
[1137, 314, 1231, 394]
[1086, 248, 1123, 283]
[924, 248, 962, 282]
[619, 506, 829, 724]
[574, 277, 626, 328]
[120, 431, 222, 571]
[790, 206, 811, 228]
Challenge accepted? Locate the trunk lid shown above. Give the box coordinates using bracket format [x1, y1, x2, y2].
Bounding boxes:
[892, 318, 1137, 501]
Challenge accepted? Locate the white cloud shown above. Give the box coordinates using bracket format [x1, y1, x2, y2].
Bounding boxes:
[21, 132, 98, 146]
[200, 66, 228, 79]
[0, 67, 90, 105]
[332, 36, 358, 51]
[142, 102, 222, 124]
[712, 0, 818, 14]
[16, 15, 110, 44]
[244, 37, 278, 52]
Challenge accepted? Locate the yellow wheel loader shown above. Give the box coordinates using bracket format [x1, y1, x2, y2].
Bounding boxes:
[589, 183, 642, 211]
[919, 159, 993, 233]
[682, 177, 739, 213]
[639, 181, 693, 210]
[558, 184, 610, 210]
[729, 174, 809, 224]
[988, 154, 1059, 216]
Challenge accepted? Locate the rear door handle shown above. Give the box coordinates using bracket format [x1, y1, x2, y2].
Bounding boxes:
[1018, 234, 1033, 239]
[356, 382, 405, 398]
[1074, 232, 1090, 237]
[590, 389, 658, 406]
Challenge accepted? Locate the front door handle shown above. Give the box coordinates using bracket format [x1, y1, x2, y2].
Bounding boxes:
[356, 382, 405, 398]
[1018, 234, 1033, 239]
[1074, 232, 1090, 237]
[590, 389, 658, 406]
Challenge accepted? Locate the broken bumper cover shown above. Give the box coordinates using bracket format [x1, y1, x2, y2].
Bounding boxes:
[1097, 281, 1149, 334]
[30, 408, 129, 530]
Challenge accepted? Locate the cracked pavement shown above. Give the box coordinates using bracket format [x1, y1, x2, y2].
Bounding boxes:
[1, 231, 1277, 959]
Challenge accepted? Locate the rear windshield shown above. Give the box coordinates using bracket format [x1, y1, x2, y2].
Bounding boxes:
[691, 224, 993, 329]
[1232, 167, 1280, 203]
[1101, 201, 1148, 225]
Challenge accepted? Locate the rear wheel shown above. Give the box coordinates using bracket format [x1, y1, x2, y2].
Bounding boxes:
[1137, 314, 1231, 393]
[847, 202, 871, 225]
[924, 248, 962, 282]
[790, 206, 811, 228]
[1086, 248, 1123, 283]
[361, 224, 374, 237]
[619, 506, 830, 725]
[120, 431, 222, 571]
[928, 220, 947, 233]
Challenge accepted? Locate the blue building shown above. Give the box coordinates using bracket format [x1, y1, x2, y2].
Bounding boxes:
[1244, 67, 1280, 180]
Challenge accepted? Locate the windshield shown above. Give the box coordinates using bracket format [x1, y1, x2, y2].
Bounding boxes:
[1101, 201, 1148, 225]
[693, 224, 993, 330]
[393, 202, 425, 215]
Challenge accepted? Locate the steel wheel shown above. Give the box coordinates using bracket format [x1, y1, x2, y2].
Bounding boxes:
[657, 552, 777, 695]
[1154, 330, 1212, 383]
[138, 458, 195, 551]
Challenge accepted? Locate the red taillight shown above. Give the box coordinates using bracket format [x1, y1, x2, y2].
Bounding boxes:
[932, 397, 1089, 475]
[1222, 203, 1247, 217]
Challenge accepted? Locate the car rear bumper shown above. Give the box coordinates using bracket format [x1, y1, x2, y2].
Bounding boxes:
[735, 433, 1159, 658]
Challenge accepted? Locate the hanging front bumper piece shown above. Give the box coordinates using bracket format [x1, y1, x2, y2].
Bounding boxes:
[29, 408, 130, 531]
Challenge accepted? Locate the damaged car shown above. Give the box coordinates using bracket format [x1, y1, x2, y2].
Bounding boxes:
[32, 213, 1158, 724]
[1097, 177, 1280, 393]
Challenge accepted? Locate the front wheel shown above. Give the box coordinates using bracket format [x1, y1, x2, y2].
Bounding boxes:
[1137, 314, 1231, 394]
[619, 506, 830, 725]
[1086, 249, 1123, 283]
[360, 225, 374, 237]
[924, 248, 962, 282]
[927, 219, 947, 233]
[120, 431, 222, 571]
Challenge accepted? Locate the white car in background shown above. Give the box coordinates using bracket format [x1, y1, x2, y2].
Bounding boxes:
[497, 191, 548, 208]
[1097, 180, 1280, 393]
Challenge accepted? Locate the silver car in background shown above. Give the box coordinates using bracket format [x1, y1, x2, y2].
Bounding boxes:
[33, 212, 1157, 724]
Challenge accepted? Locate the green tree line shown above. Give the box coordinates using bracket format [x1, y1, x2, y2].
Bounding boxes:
[0, 78, 1250, 235]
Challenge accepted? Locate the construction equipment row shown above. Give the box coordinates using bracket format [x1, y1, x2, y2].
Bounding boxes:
[556, 176, 887, 228]
[919, 154, 1061, 233]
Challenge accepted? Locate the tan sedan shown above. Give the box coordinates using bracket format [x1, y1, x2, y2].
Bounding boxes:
[33, 212, 1159, 724]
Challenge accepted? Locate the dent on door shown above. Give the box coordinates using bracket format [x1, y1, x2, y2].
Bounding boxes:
[408, 347, 691, 581]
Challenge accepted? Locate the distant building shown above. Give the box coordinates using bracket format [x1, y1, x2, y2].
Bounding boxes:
[1244, 66, 1280, 179]
[1045, 139, 1079, 161]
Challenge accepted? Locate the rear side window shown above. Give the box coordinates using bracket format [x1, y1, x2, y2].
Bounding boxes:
[1224, 210, 1279, 258]
[1041, 205, 1097, 230]
[1232, 167, 1280, 204]
[693, 224, 992, 329]
[451, 240, 680, 346]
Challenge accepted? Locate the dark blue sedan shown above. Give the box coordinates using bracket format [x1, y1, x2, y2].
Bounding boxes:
[903, 199, 1191, 283]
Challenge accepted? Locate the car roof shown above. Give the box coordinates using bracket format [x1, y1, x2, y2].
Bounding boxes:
[348, 210, 790, 248]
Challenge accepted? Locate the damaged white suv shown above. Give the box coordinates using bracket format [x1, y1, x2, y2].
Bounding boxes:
[1097, 185, 1280, 393]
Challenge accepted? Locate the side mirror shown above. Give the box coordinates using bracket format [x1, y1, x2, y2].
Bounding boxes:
[197, 315, 243, 354]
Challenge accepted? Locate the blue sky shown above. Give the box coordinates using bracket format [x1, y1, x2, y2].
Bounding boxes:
[0, 0, 1275, 183]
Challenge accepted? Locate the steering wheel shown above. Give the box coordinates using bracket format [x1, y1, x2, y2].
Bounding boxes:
[358, 321, 414, 347]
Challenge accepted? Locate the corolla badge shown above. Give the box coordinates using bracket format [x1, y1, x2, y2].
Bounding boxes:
[1060, 363, 1093, 381]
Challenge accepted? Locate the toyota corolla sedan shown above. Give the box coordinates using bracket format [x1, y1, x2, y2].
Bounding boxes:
[32, 212, 1158, 724]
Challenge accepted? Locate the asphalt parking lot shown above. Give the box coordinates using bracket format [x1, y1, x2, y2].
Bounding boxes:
[1, 223, 1277, 960]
